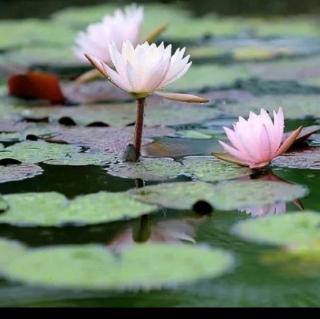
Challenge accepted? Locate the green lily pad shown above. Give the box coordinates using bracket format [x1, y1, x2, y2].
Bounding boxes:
[0, 141, 82, 164]
[107, 158, 183, 181]
[261, 243, 320, 278]
[232, 211, 320, 246]
[0, 192, 157, 226]
[0, 239, 234, 291]
[248, 56, 320, 83]
[0, 163, 43, 183]
[0, 19, 76, 49]
[217, 95, 320, 119]
[170, 64, 250, 91]
[0, 46, 78, 68]
[44, 151, 112, 166]
[130, 180, 307, 211]
[182, 156, 252, 182]
[273, 147, 320, 170]
[21, 102, 218, 127]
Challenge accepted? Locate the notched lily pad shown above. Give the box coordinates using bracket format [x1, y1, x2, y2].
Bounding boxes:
[0, 239, 234, 291]
[130, 180, 307, 212]
[233, 211, 320, 246]
[0, 192, 158, 227]
[0, 163, 43, 183]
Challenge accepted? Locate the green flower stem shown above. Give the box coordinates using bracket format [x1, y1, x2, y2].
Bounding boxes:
[133, 97, 146, 161]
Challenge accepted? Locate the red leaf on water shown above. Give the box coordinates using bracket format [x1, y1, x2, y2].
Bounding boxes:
[8, 71, 65, 105]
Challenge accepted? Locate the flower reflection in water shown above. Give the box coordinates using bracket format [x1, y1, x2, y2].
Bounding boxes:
[237, 170, 304, 217]
[108, 215, 207, 253]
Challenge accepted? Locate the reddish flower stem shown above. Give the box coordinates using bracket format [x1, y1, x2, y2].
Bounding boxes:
[133, 97, 145, 161]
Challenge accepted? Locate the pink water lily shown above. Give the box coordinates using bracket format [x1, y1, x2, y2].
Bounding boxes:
[217, 108, 302, 169]
[74, 4, 143, 64]
[86, 41, 208, 161]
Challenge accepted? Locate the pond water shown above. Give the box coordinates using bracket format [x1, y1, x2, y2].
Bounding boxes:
[0, 0, 320, 307]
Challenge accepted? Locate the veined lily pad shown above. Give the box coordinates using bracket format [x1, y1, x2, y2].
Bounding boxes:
[217, 95, 320, 119]
[182, 156, 252, 182]
[0, 239, 234, 291]
[273, 147, 320, 170]
[0, 192, 158, 226]
[232, 211, 320, 246]
[130, 180, 307, 211]
[0, 163, 43, 183]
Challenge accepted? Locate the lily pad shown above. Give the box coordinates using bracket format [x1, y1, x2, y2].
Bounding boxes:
[0, 163, 43, 183]
[217, 95, 320, 119]
[232, 211, 320, 246]
[248, 56, 320, 83]
[0, 46, 78, 68]
[0, 20, 76, 49]
[182, 156, 252, 182]
[0, 239, 234, 291]
[21, 102, 218, 128]
[107, 158, 183, 181]
[0, 192, 158, 226]
[170, 64, 250, 91]
[273, 147, 320, 170]
[130, 180, 307, 211]
[261, 243, 320, 278]
[0, 141, 82, 164]
[46, 127, 175, 156]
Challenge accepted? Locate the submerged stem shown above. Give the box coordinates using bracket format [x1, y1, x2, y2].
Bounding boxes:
[133, 97, 145, 161]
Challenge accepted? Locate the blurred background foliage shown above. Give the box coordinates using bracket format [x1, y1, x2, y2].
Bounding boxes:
[1, 0, 320, 19]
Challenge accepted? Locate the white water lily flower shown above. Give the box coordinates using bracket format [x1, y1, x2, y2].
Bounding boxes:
[74, 4, 143, 64]
[86, 41, 207, 103]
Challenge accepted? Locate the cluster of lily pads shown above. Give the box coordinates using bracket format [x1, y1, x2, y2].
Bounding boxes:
[0, 3, 320, 297]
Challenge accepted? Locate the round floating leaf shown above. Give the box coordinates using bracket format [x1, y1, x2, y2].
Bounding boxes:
[248, 56, 320, 83]
[0, 20, 76, 49]
[217, 95, 320, 119]
[261, 244, 320, 278]
[273, 147, 320, 170]
[107, 158, 183, 181]
[131, 180, 307, 211]
[0, 240, 26, 270]
[0, 163, 43, 183]
[0, 240, 234, 291]
[21, 102, 218, 128]
[170, 64, 250, 91]
[182, 156, 252, 182]
[0, 141, 82, 164]
[233, 211, 320, 246]
[0, 192, 158, 227]
[44, 151, 112, 166]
